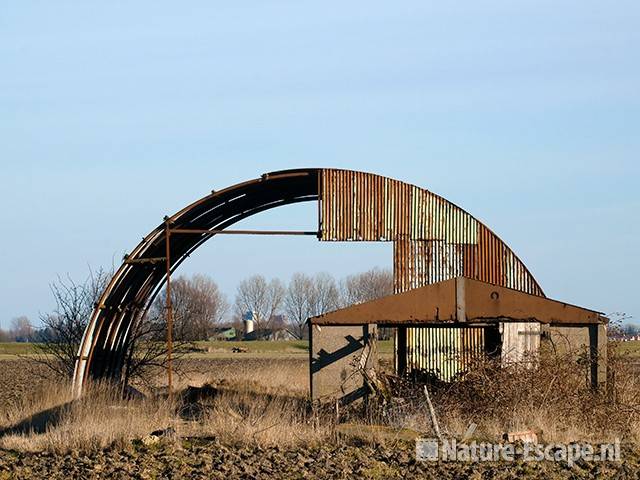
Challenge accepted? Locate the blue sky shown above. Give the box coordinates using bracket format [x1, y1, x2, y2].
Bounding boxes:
[1, 1, 638, 327]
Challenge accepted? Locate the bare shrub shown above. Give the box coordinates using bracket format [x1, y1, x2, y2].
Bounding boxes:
[34, 269, 111, 378]
[363, 344, 640, 445]
[33, 268, 207, 388]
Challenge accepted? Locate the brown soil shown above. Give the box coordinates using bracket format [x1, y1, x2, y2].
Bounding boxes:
[0, 359, 49, 407]
[0, 439, 636, 479]
[1, 357, 639, 478]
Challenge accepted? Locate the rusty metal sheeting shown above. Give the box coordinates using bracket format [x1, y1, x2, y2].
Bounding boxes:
[320, 162, 573, 386]
[311, 278, 458, 325]
[406, 326, 486, 381]
[320, 169, 481, 243]
[394, 240, 464, 292]
[310, 277, 604, 326]
[320, 169, 543, 298]
[74, 167, 548, 395]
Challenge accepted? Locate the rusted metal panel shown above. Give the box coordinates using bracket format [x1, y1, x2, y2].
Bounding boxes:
[300, 164, 550, 376]
[319, 169, 543, 298]
[311, 278, 458, 326]
[310, 277, 604, 326]
[406, 326, 486, 381]
[463, 277, 604, 325]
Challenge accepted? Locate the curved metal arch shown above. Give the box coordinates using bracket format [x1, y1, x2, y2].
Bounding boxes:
[73, 169, 320, 393]
[72, 167, 543, 395]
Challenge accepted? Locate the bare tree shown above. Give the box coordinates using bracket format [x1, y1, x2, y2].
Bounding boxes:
[235, 275, 285, 330]
[309, 272, 341, 316]
[34, 269, 111, 378]
[10, 316, 33, 342]
[284, 273, 314, 339]
[151, 274, 228, 341]
[340, 267, 393, 306]
[121, 273, 229, 387]
[0, 328, 10, 343]
[120, 301, 195, 389]
[284, 272, 341, 339]
[34, 268, 199, 388]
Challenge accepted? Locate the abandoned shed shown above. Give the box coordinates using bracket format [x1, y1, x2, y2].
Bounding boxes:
[309, 276, 608, 404]
[71, 168, 607, 401]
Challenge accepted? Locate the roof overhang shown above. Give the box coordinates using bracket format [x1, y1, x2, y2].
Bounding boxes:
[310, 277, 606, 326]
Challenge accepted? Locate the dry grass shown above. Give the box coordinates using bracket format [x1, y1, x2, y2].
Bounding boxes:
[173, 357, 309, 397]
[0, 359, 330, 453]
[174, 359, 332, 447]
[194, 387, 330, 446]
[2, 345, 640, 453]
[0, 382, 175, 453]
[363, 344, 640, 445]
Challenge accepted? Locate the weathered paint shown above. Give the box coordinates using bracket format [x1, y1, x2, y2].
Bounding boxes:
[309, 324, 377, 403]
[500, 322, 541, 367]
[319, 169, 545, 374]
[319, 169, 543, 297]
[310, 276, 606, 384]
[310, 277, 604, 326]
[406, 326, 487, 381]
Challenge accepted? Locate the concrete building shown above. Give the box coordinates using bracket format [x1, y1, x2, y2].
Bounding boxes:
[309, 277, 607, 404]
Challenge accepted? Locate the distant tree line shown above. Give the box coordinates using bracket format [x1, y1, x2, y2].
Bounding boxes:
[2, 267, 393, 383]
[0, 316, 34, 343]
[2, 267, 394, 345]
[616, 322, 640, 337]
[157, 267, 394, 340]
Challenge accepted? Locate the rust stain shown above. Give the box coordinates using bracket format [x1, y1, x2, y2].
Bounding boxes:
[320, 168, 546, 376]
[319, 169, 543, 297]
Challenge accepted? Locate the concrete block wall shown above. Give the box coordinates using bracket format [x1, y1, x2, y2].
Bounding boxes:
[541, 324, 607, 388]
[310, 324, 377, 404]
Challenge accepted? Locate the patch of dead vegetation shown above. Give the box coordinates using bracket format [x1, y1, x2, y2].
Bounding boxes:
[0, 346, 639, 479]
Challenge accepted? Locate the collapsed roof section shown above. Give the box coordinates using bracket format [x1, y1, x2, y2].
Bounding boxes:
[310, 277, 606, 326]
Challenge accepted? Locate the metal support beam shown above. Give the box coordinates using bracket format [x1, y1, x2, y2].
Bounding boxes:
[124, 257, 167, 264]
[164, 219, 174, 401]
[169, 228, 319, 236]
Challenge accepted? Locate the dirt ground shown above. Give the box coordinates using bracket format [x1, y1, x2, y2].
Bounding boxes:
[0, 357, 637, 479]
[0, 359, 49, 408]
[0, 438, 635, 479]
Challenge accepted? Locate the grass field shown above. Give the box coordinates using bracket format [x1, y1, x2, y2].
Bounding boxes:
[0, 342, 36, 356]
[612, 340, 640, 358]
[195, 339, 308, 353]
[0, 339, 395, 359]
[0, 340, 639, 477]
